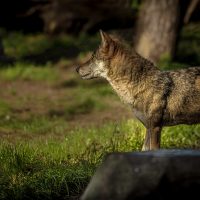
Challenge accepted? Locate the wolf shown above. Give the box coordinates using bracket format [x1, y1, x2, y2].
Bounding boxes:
[76, 30, 200, 151]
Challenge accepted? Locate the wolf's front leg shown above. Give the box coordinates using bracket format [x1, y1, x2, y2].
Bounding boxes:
[142, 129, 150, 151]
[142, 126, 162, 151]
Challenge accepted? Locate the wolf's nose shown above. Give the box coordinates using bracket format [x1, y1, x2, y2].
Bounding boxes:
[76, 66, 80, 73]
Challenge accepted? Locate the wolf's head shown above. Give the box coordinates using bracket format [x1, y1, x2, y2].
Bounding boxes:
[76, 30, 121, 80]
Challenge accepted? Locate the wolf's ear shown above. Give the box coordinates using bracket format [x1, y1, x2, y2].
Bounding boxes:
[99, 30, 112, 47]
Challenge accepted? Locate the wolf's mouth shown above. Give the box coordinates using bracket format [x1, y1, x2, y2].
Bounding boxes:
[81, 73, 90, 77]
[81, 73, 91, 78]
[81, 73, 93, 79]
[81, 73, 97, 80]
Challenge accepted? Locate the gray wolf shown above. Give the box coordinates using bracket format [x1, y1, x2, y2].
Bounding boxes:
[76, 30, 200, 151]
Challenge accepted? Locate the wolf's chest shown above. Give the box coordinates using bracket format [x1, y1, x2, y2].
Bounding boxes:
[109, 82, 134, 104]
[108, 79, 147, 124]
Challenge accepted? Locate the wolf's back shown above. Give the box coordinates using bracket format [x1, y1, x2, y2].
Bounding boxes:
[164, 67, 200, 125]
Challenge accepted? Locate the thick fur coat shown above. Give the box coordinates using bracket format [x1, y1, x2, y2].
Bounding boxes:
[76, 31, 200, 150]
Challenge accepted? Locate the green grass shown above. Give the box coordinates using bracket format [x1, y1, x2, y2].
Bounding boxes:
[162, 125, 200, 148]
[0, 117, 68, 138]
[3, 33, 50, 59]
[0, 62, 59, 82]
[48, 83, 111, 119]
[0, 119, 200, 199]
[66, 97, 102, 116]
[0, 100, 10, 117]
[2, 32, 99, 61]
[0, 120, 143, 199]
[0, 143, 92, 200]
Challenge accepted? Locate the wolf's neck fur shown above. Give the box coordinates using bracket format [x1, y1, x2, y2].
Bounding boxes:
[106, 50, 159, 104]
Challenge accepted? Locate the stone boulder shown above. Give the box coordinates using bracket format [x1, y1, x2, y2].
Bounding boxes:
[81, 150, 200, 200]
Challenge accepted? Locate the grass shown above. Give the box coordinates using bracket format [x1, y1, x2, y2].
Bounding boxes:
[0, 142, 92, 200]
[0, 120, 200, 199]
[0, 62, 59, 82]
[0, 117, 68, 139]
[0, 100, 10, 117]
[2, 32, 99, 63]
[0, 120, 142, 200]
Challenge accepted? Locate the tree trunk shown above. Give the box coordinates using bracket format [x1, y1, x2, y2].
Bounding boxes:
[40, 0, 134, 35]
[134, 0, 180, 64]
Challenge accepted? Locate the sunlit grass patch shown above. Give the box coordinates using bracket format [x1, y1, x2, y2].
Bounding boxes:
[0, 62, 59, 82]
[0, 119, 200, 199]
[0, 120, 144, 199]
[63, 120, 144, 159]
[0, 116, 68, 140]
[0, 119, 144, 169]
[162, 124, 200, 148]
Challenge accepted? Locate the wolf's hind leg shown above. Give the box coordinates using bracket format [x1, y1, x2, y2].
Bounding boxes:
[142, 129, 150, 151]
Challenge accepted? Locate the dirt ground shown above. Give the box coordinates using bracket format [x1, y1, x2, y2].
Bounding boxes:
[0, 65, 133, 131]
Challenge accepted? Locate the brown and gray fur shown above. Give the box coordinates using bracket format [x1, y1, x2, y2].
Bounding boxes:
[76, 30, 200, 151]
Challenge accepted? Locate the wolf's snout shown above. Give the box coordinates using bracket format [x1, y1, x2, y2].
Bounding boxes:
[76, 66, 80, 73]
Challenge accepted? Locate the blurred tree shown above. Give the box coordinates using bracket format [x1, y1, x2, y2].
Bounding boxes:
[39, 0, 135, 35]
[134, 0, 180, 64]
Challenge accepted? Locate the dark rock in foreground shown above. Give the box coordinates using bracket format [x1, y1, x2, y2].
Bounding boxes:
[81, 150, 200, 200]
